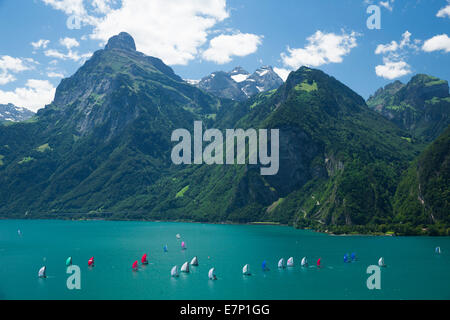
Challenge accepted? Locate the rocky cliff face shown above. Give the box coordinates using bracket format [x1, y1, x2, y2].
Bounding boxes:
[367, 74, 450, 142]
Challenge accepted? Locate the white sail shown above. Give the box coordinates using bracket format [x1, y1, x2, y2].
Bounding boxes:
[436, 247, 441, 254]
[176, 234, 181, 239]
[287, 257, 294, 267]
[208, 267, 216, 280]
[38, 266, 46, 278]
[378, 257, 385, 267]
[278, 258, 285, 268]
[171, 265, 179, 277]
[301, 257, 308, 266]
[242, 264, 250, 275]
[181, 261, 190, 273]
[190, 256, 198, 266]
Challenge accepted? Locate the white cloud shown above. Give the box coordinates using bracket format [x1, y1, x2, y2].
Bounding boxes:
[0, 56, 35, 85]
[0, 79, 56, 112]
[60, 37, 80, 50]
[202, 33, 262, 64]
[375, 58, 411, 79]
[375, 31, 418, 55]
[422, 34, 450, 53]
[31, 39, 50, 50]
[47, 72, 65, 78]
[89, 0, 229, 65]
[279, 30, 359, 70]
[437, 1, 450, 18]
[273, 67, 291, 82]
[44, 49, 92, 62]
[375, 41, 399, 54]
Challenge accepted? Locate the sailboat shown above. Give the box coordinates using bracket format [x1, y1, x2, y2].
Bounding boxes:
[176, 234, 181, 239]
[301, 257, 308, 267]
[208, 267, 217, 280]
[181, 241, 186, 250]
[163, 244, 168, 252]
[378, 257, 386, 267]
[132, 260, 138, 271]
[181, 261, 190, 273]
[141, 253, 149, 265]
[317, 258, 322, 268]
[435, 247, 441, 254]
[17, 229, 22, 237]
[262, 260, 269, 271]
[344, 254, 349, 263]
[278, 258, 286, 269]
[38, 266, 46, 278]
[171, 265, 179, 277]
[287, 257, 294, 267]
[190, 256, 199, 266]
[66, 257, 72, 266]
[242, 264, 251, 276]
[351, 252, 357, 261]
[88, 257, 94, 267]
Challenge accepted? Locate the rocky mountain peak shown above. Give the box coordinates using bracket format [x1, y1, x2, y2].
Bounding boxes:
[105, 32, 136, 51]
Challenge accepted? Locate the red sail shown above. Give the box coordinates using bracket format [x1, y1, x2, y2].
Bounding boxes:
[132, 260, 138, 270]
[317, 258, 321, 266]
[141, 253, 148, 264]
[88, 257, 94, 266]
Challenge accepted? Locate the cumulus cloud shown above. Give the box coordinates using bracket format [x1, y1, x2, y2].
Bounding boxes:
[47, 72, 65, 78]
[202, 33, 262, 64]
[31, 39, 50, 50]
[374, 31, 419, 79]
[422, 34, 450, 53]
[44, 49, 92, 62]
[273, 67, 291, 82]
[0, 56, 35, 85]
[379, 0, 394, 11]
[60, 37, 80, 50]
[0, 79, 56, 112]
[375, 58, 411, 79]
[437, 1, 450, 18]
[279, 30, 359, 70]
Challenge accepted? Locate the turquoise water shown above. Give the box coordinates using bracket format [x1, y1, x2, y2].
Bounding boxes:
[0, 219, 449, 300]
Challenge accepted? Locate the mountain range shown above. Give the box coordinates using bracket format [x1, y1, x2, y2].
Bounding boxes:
[0, 32, 448, 235]
[0, 103, 35, 123]
[189, 66, 283, 101]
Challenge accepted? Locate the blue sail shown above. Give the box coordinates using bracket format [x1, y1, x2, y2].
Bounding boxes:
[262, 260, 268, 271]
[344, 254, 349, 263]
[163, 244, 168, 252]
[351, 252, 356, 261]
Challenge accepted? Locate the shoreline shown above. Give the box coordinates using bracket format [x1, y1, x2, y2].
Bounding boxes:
[0, 215, 407, 237]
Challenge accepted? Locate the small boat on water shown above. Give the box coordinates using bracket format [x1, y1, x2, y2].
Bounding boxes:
[378, 257, 386, 267]
[66, 257, 72, 266]
[435, 247, 441, 254]
[242, 264, 251, 276]
[176, 234, 181, 239]
[278, 258, 286, 269]
[17, 229, 22, 237]
[141, 253, 149, 265]
[88, 257, 94, 267]
[301, 257, 308, 267]
[38, 266, 46, 278]
[190, 256, 198, 266]
[171, 265, 179, 277]
[262, 260, 269, 271]
[132, 260, 138, 271]
[181, 261, 190, 273]
[208, 267, 217, 280]
[181, 241, 186, 250]
[287, 257, 294, 267]
[344, 253, 349, 263]
[317, 258, 322, 268]
[351, 252, 357, 261]
[163, 244, 168, 252]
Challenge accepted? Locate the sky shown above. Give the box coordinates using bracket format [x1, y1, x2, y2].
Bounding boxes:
[0, 0, 449, 112]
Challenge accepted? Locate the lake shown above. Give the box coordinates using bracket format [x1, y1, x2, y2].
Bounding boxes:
[0, 219, 449, 300]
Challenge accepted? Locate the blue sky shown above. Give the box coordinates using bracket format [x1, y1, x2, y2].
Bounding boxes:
[0, 0, 449, 111]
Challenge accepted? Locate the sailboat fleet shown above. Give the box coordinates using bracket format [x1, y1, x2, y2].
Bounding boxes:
[35, 231, 443, 281]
